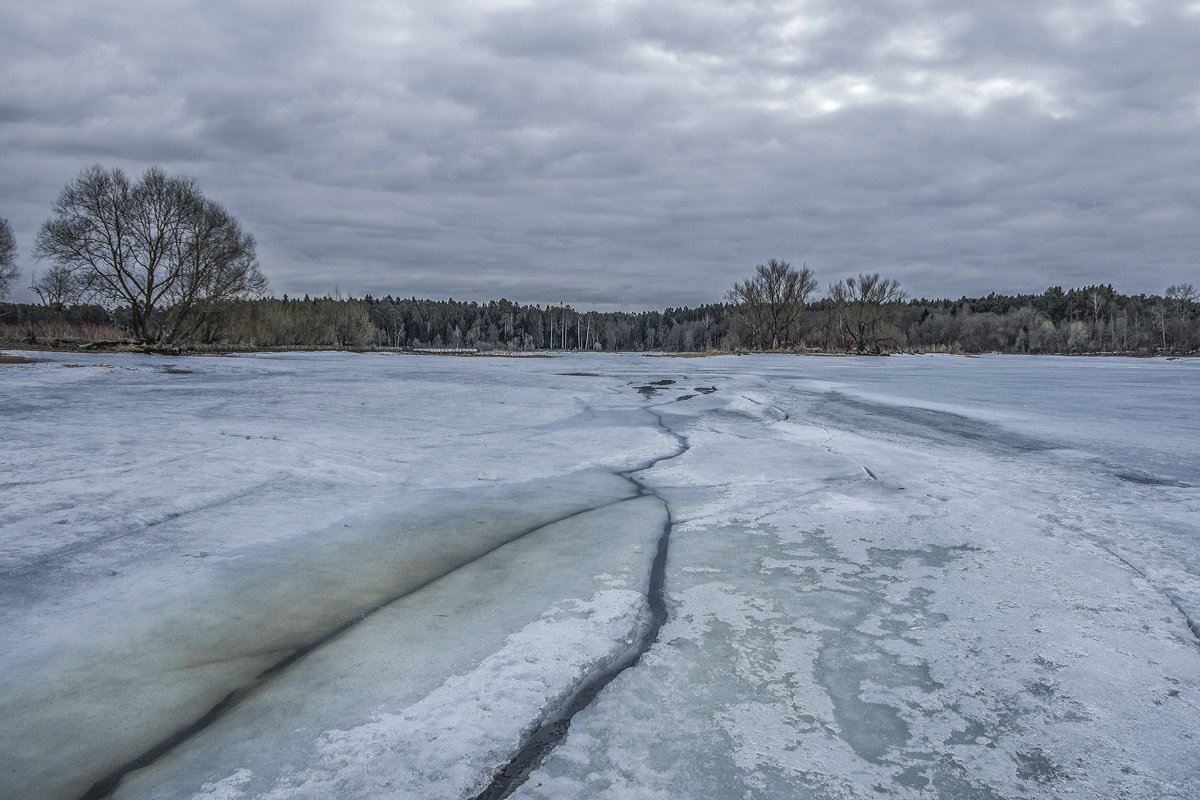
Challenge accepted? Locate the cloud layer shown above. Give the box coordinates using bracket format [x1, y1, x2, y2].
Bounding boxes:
[2, 0, 1197, 307]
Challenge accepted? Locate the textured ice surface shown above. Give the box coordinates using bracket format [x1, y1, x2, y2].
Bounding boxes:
[1, 351, 1197, 799]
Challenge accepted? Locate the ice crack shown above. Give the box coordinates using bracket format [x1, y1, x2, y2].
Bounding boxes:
[71, 497, 640, 800]
[472, 405, 690, 800]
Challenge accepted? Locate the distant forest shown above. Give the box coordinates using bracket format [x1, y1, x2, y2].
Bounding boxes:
[2, 281, 1197, 355]
[4, 166, 1196, 356]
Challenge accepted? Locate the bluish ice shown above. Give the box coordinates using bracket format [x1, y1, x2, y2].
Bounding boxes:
[1, 351, 1196, 799]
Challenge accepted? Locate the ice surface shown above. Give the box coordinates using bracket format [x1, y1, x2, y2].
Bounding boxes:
[116, 497, 665, 800]
[1, 351, 1197, 799]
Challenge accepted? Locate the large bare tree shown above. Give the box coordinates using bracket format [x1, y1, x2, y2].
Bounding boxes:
[726, 259, 817, 349]
[0, 216, 18, 301]
[160, 196, 267, 342]
[828, 272, 907, 353]
[34, 165, 266, 342]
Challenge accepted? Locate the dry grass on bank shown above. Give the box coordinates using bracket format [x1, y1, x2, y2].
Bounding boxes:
[0, 321, 131, 348]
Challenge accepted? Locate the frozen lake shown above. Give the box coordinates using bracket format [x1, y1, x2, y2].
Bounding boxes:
[1, 351, 1197, 799]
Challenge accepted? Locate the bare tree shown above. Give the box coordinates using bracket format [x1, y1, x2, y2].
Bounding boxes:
[828, 273, 907, 353]
[160, 197, 267, 342]
[31, 263, 89, 309]
[34, 165, 266, 343]
[726, 259, 818, 349]
[0, 216, 18, 300]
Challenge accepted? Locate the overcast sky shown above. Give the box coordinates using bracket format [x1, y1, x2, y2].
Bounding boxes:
[2, 0, 1197, 309]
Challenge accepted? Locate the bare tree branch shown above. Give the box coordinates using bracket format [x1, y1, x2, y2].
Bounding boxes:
[34, 165, 266, 343]
[828, 273, 907, 353]
[726, 259, 817, 349]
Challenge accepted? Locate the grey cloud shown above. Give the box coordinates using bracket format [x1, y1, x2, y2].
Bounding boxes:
[1, 0, 1196, 306]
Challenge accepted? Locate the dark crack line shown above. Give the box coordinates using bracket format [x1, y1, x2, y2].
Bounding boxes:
[472, 405, 690, 800]
[74, 494, 640, 800]
[1089, 538, 1200, 648]
[1048, 515, 1200, 649]
[739, 393, 789, 421]
[2, 479, 282, 581]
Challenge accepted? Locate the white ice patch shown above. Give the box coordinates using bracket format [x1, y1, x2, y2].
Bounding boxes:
[228, 590, 646, 800]
[4, 351, 1198, 800]
[193, 769, 253, 800]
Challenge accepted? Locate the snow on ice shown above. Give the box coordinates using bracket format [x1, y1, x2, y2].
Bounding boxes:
[0, 350, 1197, 799]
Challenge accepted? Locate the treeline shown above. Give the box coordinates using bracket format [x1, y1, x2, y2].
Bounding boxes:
[0, 302, 123, 343]
[1, 296, 739, 351]
[897, 284, 1198, 354]
[4, 282, 1196, 354]
[195, 295, 740, 352]
[6, 163, 1196, 356]
[5, 165, 1197, 356]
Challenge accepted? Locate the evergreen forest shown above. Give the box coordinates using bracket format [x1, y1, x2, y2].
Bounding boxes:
[2, 281, 1197, 355]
